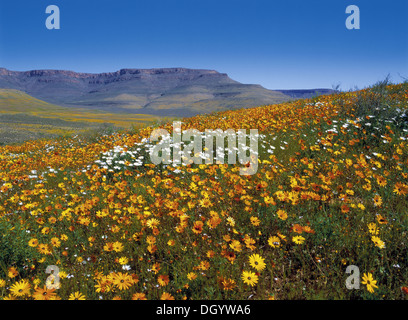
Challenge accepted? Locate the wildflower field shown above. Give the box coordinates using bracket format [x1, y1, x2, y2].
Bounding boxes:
[0, 80, 407, 300]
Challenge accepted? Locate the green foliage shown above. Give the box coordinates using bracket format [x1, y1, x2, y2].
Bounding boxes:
[0, 220, 39, 278]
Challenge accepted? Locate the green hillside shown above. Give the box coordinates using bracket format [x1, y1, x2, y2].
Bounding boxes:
[0, 89, 70, 113]
[0, 89, 162, 144]
[0, 81, 407, 300]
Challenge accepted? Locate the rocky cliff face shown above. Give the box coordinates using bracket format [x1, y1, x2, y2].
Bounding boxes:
[0, 67, 228, 82]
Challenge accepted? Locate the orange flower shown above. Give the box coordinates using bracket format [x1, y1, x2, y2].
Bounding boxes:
[7, 267, 18, 279]
[160, 292, 175, 300]
[158, 275, 170, 286]
[292, 224, 303, 234]
[132, 293, 147, 300]
[147, 245, 157, 254]
[192, 221, 203, 234]
[32, 286, 57, 300]
[341, 204, 350, 213]
[394, 182, 408, 196]
[376, 214, 388, 225]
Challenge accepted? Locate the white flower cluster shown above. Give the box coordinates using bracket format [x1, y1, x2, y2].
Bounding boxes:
[94, 141, 149, 172]
[95, 127, 263, 175]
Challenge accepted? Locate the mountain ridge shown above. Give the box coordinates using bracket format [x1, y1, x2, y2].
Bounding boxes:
[0, 67, 336, 117]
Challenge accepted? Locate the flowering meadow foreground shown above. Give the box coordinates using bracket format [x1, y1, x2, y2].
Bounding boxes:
[0, 81, 407, 300]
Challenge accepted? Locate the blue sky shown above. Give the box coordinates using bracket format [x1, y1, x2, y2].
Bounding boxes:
[0, 0, 407, 90]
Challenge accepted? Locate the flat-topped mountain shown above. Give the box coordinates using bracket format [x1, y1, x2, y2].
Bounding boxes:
[0, 67, 335, 117]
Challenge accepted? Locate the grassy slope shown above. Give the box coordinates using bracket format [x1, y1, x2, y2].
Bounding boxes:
[0, 89, 164, 144]
[0, 81, 407, 300]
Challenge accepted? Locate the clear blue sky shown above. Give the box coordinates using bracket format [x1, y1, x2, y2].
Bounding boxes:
[0, 0, 407, 90]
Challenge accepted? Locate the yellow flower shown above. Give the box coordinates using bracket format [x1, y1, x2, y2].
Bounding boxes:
[112, 272, 133, 291]
[292, 236, 305, 244]
[68, 291, 86, 300]
[276, 209, 288, 220]
[151, 263, 161, 274]
[250, 216, 261, 226]
[146, 236, 156, 245]
[226, 217, 235, 227]
[367, 223, 379, 235]
[244, 236, 256, 250]
[371, 236, 385, 249]
[248, 254, 266, 272]
[268, 236, 281, 248]
[9, 279, 31, 297]
[146, 218, 160, 229]
[118, 256, 129, 265]
[112, 241, 124, 252]
[373, 195, 382, 207]
[357, 203, 365, 210]
[361, 273, 378, 293]
[264, 196, 276, 205]
[241, 270, 258, 287]
[28, 238, 39, 247]
[187, 272, 197, 280]
[50, 237, 61, 247]
[229, 240, 242, 252]
[8, 267, 19, 278]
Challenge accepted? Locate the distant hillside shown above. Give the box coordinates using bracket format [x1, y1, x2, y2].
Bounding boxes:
[0, 67, 334, 117]
[0, 88, 162, 144]
[0, 88, 159, 125]
[0, 88, 72, 113]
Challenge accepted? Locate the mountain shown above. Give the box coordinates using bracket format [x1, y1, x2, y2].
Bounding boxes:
[0, 67, 335, 117]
